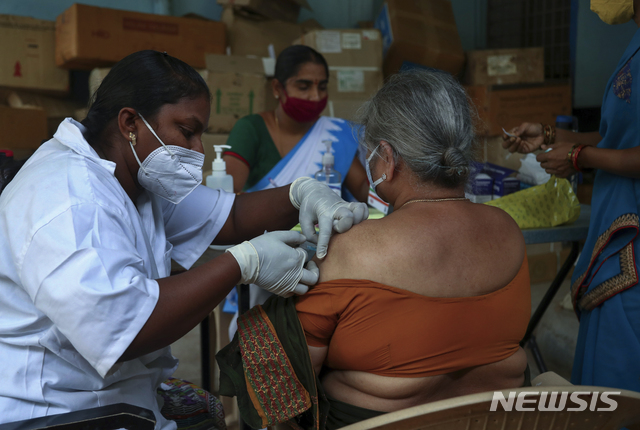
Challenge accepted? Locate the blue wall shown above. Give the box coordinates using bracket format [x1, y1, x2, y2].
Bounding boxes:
[0, 0, 480, 52]
[1, 0, 632, 108]
[573, 0, 638, 108]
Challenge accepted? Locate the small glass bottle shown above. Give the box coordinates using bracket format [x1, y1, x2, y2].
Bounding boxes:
[314, 140, 342, 195]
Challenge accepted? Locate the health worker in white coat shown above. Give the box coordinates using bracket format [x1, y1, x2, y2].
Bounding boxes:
[0, 50, 368, 428]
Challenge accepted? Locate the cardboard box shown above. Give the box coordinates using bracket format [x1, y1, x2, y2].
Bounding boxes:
[325, 68, 382, 102]
[295, 29, 383, 69]
[375, 0, 465, 77]
[56, 4, 226, 70]
[466, 83, 572, 136]
[4, 90, 85, 136]
[464, 47, 544, 86]
[222, 8, 321, 58]
[0, 15, 69, 94]
[295, 29, 384, 117]
[483, 135, 525, 171]
[203, 55, 267, 133]
[322, 99, 368, 121]
[0, 105, 48, 151]
[202, 133, 230, 175]
[526, 242, 573, 284]
[217, 0, 310, 23]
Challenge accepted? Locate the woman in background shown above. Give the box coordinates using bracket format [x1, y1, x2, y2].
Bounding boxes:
[502, 0, 640, 392]
[223, 45, 369, 202]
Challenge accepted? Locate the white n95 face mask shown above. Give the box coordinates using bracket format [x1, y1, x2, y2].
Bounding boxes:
[130, 113, 204, 204]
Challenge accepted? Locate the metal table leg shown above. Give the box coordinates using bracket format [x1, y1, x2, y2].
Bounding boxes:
[520, 241, 580, 373]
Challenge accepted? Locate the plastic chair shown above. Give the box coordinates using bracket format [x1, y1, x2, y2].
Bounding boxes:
[338, 372, 640, 430]
[0, 404, 155, 430]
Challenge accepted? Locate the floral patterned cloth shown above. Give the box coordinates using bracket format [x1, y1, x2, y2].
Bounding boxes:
[613, 56, 633, 103]
[157, 378, 226, 430]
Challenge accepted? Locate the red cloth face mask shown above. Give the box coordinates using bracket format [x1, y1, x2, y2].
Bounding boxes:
[281, 92, 328, 123]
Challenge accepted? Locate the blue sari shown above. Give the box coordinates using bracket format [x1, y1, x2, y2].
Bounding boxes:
[570, 28, 640, 391]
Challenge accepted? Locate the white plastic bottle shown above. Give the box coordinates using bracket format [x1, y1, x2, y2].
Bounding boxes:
[206, 145, 234, 193]
[314, 140, 342, 195]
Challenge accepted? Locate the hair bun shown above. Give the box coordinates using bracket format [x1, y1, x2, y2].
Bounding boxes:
[441, 147, 469, 176]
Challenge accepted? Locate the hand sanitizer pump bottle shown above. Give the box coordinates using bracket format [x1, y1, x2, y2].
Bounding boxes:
[206, 145, 234, 193]
[314, 140, 342, 195]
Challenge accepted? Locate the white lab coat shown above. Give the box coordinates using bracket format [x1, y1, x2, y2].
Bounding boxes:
[0, 119, 235, 428]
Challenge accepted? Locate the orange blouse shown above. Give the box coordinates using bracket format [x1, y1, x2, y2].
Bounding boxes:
[295, 257, 530, 378]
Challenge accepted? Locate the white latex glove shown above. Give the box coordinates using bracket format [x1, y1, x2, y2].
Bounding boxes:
[226, 231, 320, 297]
[289, 177, 369, 258]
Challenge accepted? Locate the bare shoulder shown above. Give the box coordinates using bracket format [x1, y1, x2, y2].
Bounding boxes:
[468, 203, 526, 271]
[313, 218, 382, 282]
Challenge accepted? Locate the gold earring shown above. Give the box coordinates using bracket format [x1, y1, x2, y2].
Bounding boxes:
[129, 132, 136, 146]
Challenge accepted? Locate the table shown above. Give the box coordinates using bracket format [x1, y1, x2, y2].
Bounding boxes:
[519, 204, 591, 373]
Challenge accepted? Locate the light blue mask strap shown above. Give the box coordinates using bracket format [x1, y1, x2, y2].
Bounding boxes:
[129, 140, 147, 174]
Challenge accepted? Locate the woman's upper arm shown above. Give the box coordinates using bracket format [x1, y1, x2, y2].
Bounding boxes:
[224, 155, 250, 193]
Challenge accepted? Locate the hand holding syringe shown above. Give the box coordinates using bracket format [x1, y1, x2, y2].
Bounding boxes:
[502, 124, 553, 153]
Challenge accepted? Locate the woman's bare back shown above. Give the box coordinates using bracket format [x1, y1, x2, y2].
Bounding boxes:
[311, 201, 528, 412]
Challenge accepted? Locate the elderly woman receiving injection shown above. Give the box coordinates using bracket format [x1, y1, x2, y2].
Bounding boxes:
[217, 68, 531, 430]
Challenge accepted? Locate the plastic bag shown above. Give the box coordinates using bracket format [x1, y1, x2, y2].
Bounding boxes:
[485, 176, 581, 229]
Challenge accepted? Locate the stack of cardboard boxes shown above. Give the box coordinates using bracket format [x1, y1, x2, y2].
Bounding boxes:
[0, 15, 69, 158]
[374, 0, 465, 78]
[294, 29, 384, 121]
[0, 4, 228, 160]
[462, 47, 574, 284]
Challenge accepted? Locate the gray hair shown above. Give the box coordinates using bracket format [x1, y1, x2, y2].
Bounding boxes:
[356, 69, 479, 188]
